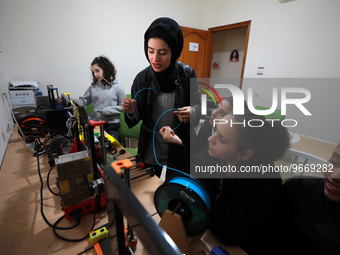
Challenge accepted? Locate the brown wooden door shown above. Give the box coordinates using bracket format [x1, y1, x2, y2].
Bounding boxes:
[178, 27, 212, 78]
[209, 21, 251, 88]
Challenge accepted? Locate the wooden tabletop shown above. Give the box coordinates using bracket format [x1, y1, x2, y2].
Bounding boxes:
[0, 129, 162, 255]
[1, 128, 247, 255]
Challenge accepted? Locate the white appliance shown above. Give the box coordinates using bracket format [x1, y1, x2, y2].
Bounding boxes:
[9, 90, 36, 109]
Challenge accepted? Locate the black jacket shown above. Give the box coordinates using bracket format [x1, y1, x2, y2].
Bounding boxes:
[265, 177, 340, 255]
[124, 61, 200, 161]
[205, 174, 282, 255]
[167, 145, 282, 254]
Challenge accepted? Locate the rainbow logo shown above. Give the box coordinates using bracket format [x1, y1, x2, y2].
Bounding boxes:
[198, 82, 222, 107]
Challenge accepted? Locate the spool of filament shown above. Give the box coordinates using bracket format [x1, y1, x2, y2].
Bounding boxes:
[19, 116, 48, 138]
[154, 176, 211, 236]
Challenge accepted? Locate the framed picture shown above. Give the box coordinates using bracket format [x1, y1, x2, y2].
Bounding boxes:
[212, 61, 221, 70]
[229, 49, 239, 62]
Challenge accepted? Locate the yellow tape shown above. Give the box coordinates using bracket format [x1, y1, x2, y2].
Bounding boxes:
[59, 180, 70, 194]
[106, 134, 121, 147]
[87, 173, 94, 182]
[88, 227, 109, 244]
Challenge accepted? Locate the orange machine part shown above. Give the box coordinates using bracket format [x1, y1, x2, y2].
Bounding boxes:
[110, 159, 134, 176]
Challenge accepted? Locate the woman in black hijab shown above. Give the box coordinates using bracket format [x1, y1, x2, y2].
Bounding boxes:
[122, 17, 200, 179]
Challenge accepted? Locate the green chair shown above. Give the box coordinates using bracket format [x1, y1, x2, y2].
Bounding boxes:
[86, 103, 94, 117]
[118, 113, 141, 156]
[255, 106, 286, 121]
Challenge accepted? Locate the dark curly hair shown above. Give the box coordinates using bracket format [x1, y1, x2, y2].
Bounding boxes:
[232, 113, 290, 163]
[230, 50, 239, 60]
[91, 56, 117, 86]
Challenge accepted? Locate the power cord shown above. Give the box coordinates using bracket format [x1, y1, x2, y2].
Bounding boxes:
[53, 210, 96, 242]
[2, 90, 27, 140]
[46, 164, 60, 196]
[36, 141, 96, 241]
[36, 141, 80, 230]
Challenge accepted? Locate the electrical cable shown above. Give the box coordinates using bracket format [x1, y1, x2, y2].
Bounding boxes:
[130, 87, 204, 185]
[36, 140, 97, 242]
[3, 100, 22, 137]
[40, 131, 55, 158]
[39, 131, 73, 158]
[66, 115, 77, 134]
[152, 107, 211, 191]
[152, 108, 193, 177]
[33, 148, 46, 157]
[52, 212, 96, 242]
[36, 141, 80, 230]
[151, 108, 211, 236]
[60, 138, 73, 148]
[18, 116, 48, 138]
[29, 102, 101, 241]
[34, 103, 49, 116]
[3, 92, 27, 140]
[132, 87, 181, 134]
[46, 164, 60, 196]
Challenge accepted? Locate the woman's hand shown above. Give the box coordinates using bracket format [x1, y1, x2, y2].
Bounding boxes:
[159, 126, 182, 144]
[174, 106, 192, 123]
[122, 97, 137, 115]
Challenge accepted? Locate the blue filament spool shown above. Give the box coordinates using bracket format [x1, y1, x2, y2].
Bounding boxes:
[154, 176, 211, 236]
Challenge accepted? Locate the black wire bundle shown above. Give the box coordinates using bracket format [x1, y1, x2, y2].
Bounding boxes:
[35, 141, 96, 242]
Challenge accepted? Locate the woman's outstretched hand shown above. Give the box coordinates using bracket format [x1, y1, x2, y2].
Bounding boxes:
[159, 126, 182, 144]
[122, 97, 137, 115]
[174, 106, 192, 123]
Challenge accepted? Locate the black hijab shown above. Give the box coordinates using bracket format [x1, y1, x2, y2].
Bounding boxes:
[144, 17, 184, 92]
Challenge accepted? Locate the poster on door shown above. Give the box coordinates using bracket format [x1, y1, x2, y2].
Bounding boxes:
[229, 49, 239, 62]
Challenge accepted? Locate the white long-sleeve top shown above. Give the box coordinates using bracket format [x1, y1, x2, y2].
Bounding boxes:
[79, 80, 125, 124]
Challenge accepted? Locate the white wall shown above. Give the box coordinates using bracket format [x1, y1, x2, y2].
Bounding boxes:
[204, 0, 340, 143]
[210, 27, 247, 97]
[204, 0, 340, 78]
[0, 0, 206, 166]
[0, 0, 206, 97]
[0, 38, 14, 167]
